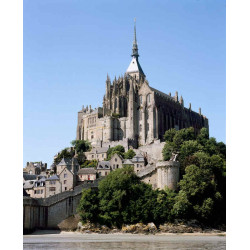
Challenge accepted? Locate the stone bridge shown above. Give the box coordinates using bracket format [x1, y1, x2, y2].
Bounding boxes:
[23, 180, 101, 234]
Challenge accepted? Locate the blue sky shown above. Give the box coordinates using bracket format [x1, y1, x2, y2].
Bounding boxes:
[23, 0, 226, 168]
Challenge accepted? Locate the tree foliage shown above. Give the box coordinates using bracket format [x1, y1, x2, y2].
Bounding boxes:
[78, 127, 226, 228]
[124, 149, 136, 159]
[106, 145, 125, 160]
[54, 148, 74, 165]
[71, 140, 91, 153]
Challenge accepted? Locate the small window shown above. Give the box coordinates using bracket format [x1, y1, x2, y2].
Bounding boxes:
[49, 187, 56, 192]
[115, 158, 117, 162]
[105, 172, 108, 176]
[64, 180, 67, 184]
[92, 155, 94, 158]
[65, 187, 67, 191]
[41, 190, 43, 194]
[64, 173, 67, 178]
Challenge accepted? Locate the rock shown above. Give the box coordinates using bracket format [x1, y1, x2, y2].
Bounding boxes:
[77, 222, 83, 230]
[83, 230, 91, 234]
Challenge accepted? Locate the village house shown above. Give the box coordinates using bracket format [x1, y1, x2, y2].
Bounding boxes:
[25, 161, 47, 175]
[56, 157, 80, 175]
[58, 167, 76, 192]
[77, 168, 97, 183]
[85, 147, 109, 161]
[131, 152, 145, 173]
[45, 175, 61, 197]
[110, 153, 124, 170]
[23, 180, 36, 197]
[97, 161, 111, 177]
[33, 176, 46, 198]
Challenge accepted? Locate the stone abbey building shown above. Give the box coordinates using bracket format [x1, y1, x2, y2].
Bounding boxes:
[76, 22, 208, 148]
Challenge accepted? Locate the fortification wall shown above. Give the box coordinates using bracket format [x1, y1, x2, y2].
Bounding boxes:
[23, 180, 100, 234]
[135, 140, 165, 163]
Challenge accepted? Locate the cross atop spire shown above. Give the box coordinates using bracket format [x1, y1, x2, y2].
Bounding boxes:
[132, 18, 139, 58]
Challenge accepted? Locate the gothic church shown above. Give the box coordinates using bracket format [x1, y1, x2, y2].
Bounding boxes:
[76, 22, 208, 148]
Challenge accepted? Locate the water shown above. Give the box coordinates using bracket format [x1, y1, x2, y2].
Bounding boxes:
[23, 231, 226, 250]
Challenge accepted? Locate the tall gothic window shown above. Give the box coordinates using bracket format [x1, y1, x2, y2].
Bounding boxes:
[139, 95, 142, 105]
[147, 94, 151, 105]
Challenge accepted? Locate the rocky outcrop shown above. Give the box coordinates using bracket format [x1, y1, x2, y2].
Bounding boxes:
[76, 221, 225, 234]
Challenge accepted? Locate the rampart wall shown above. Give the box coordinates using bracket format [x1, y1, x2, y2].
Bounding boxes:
[23, 180, 100, 234]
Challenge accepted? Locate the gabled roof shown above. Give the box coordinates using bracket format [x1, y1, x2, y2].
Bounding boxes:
[78, 168, 97, 175]
[57, 157, 79, 166]
[97, 161, 110, 169]
[132, 152, 144, 163]
[89, 147, 109, 154]
[111, 153, 124, 161]
[46, 175, 59, 181]
[23, 173, 37, 181]
[123, 159, 133, 165]
[23, 180, 36, 189]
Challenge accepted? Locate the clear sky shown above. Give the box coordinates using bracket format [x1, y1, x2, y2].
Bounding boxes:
[23, 0, 226, 168]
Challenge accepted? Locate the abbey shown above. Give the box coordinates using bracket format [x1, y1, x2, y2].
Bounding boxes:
[76, 23, 208, 148]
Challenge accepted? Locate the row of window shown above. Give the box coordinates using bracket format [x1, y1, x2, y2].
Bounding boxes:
[139, 94, 151, 105]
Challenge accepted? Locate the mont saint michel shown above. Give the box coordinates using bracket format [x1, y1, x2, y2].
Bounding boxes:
[23, 18, 225, 250]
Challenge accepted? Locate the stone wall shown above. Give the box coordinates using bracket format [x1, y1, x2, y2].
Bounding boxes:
[137, 161, 180, 191]
[23, 180, 100, 234]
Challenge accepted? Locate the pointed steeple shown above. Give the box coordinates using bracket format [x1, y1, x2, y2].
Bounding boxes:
[126, 18, 145, 79]
[132, 18, 139, 58]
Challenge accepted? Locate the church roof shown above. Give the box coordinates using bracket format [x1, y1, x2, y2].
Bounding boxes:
[149, 87, 174, 100]
[126, 57, 145, 76]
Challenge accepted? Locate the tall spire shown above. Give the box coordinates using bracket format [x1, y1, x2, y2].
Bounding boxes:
[132, 18, 139, 58]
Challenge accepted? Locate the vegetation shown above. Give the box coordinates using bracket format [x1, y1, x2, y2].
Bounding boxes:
[106, 145, 125, 160]
[54, 148, 74, 165]
[123, 149, 136, 159]
[81, 160, 98, 168]
[71, 140, 91, 153]
[77, 166, 176, 228]
[78, 127, 226, 228]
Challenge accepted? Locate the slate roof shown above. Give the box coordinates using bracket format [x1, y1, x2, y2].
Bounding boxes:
[149, 87, 174, 100]
[57, 157, 79, 166]
[126, 57, 145, 76]
[132, 153, 144, 163]
[89, 147, 109, 154]
[46, 175, 59, 181]
[23, 173, 37, 181]
[97, 161, 111, 169]
[23, 180, 36, 189]
[78, 168, 97, 175]
[123, 159, 133, 165]
[111, 153, 124, 161]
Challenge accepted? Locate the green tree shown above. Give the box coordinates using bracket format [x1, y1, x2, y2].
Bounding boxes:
[77, 188, 99, 223]
[71, 140, 91, 153]
[163, 128, 177, 142]
[106, 145, 125, 160]
[124, 149, 136, 159]
[162, 141, 174, 161]
[54, 148, 74, 165]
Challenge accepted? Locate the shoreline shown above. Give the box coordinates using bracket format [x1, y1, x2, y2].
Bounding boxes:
[25, 229, 226, 237]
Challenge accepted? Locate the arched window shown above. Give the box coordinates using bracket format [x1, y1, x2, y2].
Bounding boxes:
[139, 95, 142, 105]
[147, 94, 151, 104]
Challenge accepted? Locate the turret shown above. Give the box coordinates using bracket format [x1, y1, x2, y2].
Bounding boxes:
[180, 95, 184, 107]
[106, 74, 111, 98]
